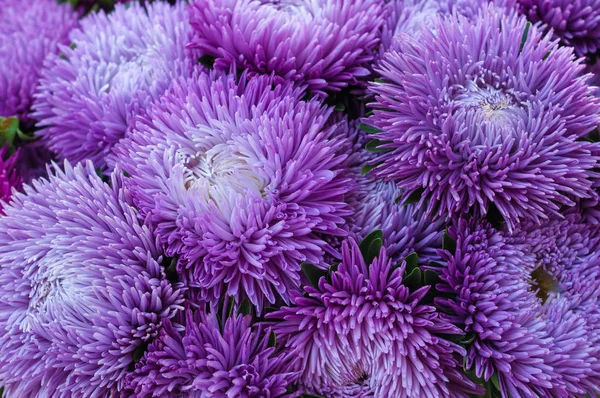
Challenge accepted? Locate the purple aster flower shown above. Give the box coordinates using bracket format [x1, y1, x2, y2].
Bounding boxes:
[0, 145, 21, 212]
[367, 6, 600, 229]
[0, 161, 184, 397]
[268, 238, 483, 397]
[0, 0, 77, 124]
[518, 0, 600, 57]
[187, 0, 385, 96]
[436, 215, 600, 396]
[345, 126, 444, 264]
[32, 1, 197, 170]
[112, 71, 352, 311]
[123, 308, 300, 397]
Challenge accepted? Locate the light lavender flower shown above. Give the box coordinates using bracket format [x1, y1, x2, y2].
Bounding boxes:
[33, 1, 196, 170]
[436, 215, 600, 396]
[0, 161, 184, 397]
[0, 0, 77, 124]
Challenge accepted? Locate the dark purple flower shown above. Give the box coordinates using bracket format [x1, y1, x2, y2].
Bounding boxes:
[268, 238, 482, 397]
[32, 1, 197, 170]
[0, 0, 77, 124]
[436, 215, 600, 396]
[367, 6, 600, 229]
[0, 161, 184, 397]
[123, 308, 300, 397]
[112, 71, 352, 311]
[0, 144, 21, 212]
[187, 0, 385, 96]
[518, 0, 600, 57]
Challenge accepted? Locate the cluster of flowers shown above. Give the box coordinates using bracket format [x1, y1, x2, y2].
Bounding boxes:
[1, 0, 600, 397]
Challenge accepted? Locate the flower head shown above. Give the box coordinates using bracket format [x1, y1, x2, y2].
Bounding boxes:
[33, 1, 196, 170]
[123, 308, 300, 397]
[0, 161, 184, 397]
[112, 71, 352, 311]
[0, 0, 77, 124]
[518, 0, 600, 56]
[367, 6, 600, 229]
[269, 238, 482, 397]
[188, 0, 385, 96]
[436, 215, 600, 396]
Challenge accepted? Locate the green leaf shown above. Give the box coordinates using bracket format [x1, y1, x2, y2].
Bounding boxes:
[460, 332, 476, 345]
[267, 331, 277, 348]
[424, 269, 440, 286]
[334, 103, 345, 112]
[542, 50, 551, 60]
[403, 267, 422, 291]
[366, 139, 392, 153]
[519, 22, 531, 54]
[360, 163, 377, 175]
[132, 342, 149, 363]
[402, 188, 424, 206]
[485, 203, 505, 230]
[226, 296, 235, 318]
[359, 230, 383, 265]
[490, 374, 500, 391]
[237, 298, 252, 315]
[359, 122, 382, 134]
[442, 229, 457, 254]
[0, 117, 19, 148]
[403, 252, 419, 274]
[301, 262, 326, 288]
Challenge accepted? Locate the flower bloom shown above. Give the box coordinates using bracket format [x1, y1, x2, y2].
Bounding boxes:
[32, 1, 196, 170]
[366, 6, 600, 229]
[436, 215, 600, 396]
[123, 308, 300, 397]
[0, 161, 184, 397]
[0, 0, 77, 124]
[269, 238, 482, 397]
[518, 0, 600, 56]
[112, 71, 352, 311]
[188, 0, 385, 96]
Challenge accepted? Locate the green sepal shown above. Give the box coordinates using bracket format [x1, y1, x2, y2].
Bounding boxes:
[359, 230, 383, 265]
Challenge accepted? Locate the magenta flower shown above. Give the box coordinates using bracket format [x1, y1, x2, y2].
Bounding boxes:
[269, 238, 483, 397]
[188, 0, 385, 96]
[112, 71, 352, 311]
[124, 308, 300, 397]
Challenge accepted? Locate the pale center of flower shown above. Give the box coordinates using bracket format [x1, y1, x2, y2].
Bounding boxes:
[185, 143, 266, 205]
[454, 81, 518, 122]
